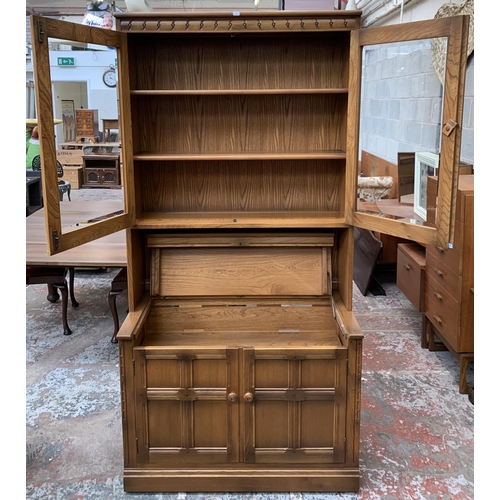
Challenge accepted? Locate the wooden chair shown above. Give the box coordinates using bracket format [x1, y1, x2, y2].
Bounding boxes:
[26, 266, 79, 335]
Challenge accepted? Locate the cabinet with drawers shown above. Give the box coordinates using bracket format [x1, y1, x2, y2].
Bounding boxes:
[75, 109, 99, 142]
[422, 175, 474, 393]
[396, 243, 426, 312]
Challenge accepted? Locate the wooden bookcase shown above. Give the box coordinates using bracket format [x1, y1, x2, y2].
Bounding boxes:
[113, 11, 363, 493]
[31, 10, 470, 495]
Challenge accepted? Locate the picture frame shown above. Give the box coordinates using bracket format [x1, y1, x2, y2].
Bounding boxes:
[414, 151, 439, 219]
[61, 99, 76, 142]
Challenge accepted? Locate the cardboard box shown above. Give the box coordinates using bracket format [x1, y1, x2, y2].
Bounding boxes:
[57, 149, 83, 166]
[62, 166, 83, 190]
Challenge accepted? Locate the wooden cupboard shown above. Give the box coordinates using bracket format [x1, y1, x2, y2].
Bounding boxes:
[82, 152, 121, 188]
[31, 10, 469, 493]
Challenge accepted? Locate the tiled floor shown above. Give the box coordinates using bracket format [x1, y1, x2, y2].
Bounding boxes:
[26, 191, 474, 499]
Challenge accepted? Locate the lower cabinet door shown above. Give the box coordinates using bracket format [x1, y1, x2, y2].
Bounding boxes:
[133, 347, 240, 465]
[242, 348, 348, 464]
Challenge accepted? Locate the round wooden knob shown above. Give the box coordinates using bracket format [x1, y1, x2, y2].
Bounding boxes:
[244, 392, 254, 403]
[227, 392, 238, 403]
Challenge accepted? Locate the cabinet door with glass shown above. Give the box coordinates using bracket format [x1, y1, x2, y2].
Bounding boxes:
[348, 16, 469, 250]
[30, 15, 134, 255]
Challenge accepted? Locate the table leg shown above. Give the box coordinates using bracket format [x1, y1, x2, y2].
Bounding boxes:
[53, 281, 72, 335]
[108, 289, 123, 343]
[46, 284, 60, 303]
[67, 267, 79, 307]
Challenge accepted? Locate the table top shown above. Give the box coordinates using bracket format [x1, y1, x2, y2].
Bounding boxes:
[26, 200, 127, 268]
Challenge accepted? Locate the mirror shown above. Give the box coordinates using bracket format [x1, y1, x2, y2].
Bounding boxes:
[356, 37, 447, 226]
[28, 35, 123, 234]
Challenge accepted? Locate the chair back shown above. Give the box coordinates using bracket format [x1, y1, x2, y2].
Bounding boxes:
[31, 155, 64, 178]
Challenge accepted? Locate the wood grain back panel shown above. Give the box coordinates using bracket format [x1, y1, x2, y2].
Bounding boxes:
[129, 34, 350, 91]
[139, 160, 343, 213]
[153, 246, 329, 296]
[134, 94, 347, 154]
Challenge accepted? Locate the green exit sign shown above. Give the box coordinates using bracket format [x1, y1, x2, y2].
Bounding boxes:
[57, 57, 75, 66]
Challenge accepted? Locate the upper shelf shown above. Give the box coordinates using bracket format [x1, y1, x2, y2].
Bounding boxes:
[130, 89, 349, 96]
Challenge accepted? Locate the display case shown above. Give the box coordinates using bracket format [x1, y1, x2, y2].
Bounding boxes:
[31, 11, 469, 493]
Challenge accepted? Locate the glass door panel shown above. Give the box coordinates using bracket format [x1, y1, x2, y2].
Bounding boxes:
[357, 38, 445, 227]
[349, 17, 469, 248]
[30, 16, 132, 255]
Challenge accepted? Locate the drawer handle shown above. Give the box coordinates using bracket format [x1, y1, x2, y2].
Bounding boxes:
[434, 269, 444, 278]
[404, 264, 411, 272]
[433, 292, 443, 301]
[436, 246, 445, 253]
[227, 392, 238, 403]
[433, 315, 443, 325]
[244, 392, 254, 404]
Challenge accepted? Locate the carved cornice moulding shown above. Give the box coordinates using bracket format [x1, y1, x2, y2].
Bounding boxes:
[115, 11, 362, 32]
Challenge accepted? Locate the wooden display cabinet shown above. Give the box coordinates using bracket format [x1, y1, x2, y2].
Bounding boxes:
[31, 11, 469, 494]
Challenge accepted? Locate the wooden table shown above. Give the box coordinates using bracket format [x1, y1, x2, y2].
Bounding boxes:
[102, 119, 119, 142]
[26, 200, 126, 267]
[26, 200, 127, 337]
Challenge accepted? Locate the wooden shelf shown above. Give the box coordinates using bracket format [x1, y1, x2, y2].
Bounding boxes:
[131, 88, 349, 95]
[134, 211, 348, 229]
[133, 151, 347, 161]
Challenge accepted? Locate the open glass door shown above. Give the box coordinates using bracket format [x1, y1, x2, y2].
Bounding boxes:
[30, 15, 134, 255]
[347, 16, 469, 249]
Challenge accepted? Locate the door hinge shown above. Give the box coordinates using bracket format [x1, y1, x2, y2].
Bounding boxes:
[52, 229, 59, 251]
[132, 358, 135, 376]
[136, 438, 139, 454]
[37, 19, 45, 43]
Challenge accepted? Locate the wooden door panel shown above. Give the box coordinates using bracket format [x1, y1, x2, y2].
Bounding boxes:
[134, 347, 239, 465]
[243, 348, 347, 464]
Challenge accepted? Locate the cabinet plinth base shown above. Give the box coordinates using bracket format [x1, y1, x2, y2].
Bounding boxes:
[123, 468, 360, 493]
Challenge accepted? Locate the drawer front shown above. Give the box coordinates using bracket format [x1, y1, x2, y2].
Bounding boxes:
[426, 221, 464, 274]
[425, 251, 460, 299]
[396, 247, 424, 311]
[425, 276, 460, 351]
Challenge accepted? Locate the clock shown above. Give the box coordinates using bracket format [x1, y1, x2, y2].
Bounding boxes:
[103, 68, 117, 87]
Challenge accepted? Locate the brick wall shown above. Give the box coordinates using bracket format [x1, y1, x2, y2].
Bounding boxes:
[359, 39, 474, 167]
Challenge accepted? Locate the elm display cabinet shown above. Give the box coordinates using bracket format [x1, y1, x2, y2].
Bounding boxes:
[116, 14, 362, 492]
[31, 11, 469, 494]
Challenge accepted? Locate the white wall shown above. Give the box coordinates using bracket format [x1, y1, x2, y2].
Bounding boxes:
[48, 48, 119, 147]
